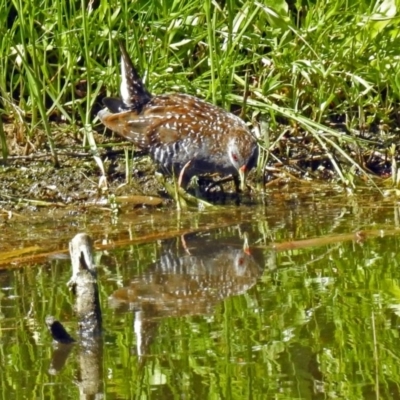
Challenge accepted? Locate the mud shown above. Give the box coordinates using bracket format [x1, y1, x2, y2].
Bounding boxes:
[0, 124, 175, 212]
[0, 123, 249, 213]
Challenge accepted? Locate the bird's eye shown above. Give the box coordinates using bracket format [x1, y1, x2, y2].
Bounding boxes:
[231, 152, 239, 162]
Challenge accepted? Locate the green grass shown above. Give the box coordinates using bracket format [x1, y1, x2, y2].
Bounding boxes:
[1, 0, 400, 188]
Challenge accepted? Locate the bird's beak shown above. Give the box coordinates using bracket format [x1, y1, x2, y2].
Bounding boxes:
[239, 165, 247, 192]
[242, 232, 251, 255]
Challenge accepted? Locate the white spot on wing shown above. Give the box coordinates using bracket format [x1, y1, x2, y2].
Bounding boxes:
[120, 59, 131, 106]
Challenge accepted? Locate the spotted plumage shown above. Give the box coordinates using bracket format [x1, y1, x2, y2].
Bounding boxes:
[98, 42, 258, 190]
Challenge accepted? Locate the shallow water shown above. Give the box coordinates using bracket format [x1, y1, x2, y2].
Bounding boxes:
[2, 188, 400, 399]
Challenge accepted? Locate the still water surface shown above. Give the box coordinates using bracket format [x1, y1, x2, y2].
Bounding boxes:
[1, 189, 400, 399]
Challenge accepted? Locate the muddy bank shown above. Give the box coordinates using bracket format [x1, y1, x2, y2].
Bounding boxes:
[0, 124, 176, 212]
[0, 124, 255, 213]
[1, 152, 164, 207]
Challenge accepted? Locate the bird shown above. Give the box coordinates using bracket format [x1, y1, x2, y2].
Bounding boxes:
[98, 42, 258, 192]
[110, 236, 262, 316]
[109, 234, 263, 357]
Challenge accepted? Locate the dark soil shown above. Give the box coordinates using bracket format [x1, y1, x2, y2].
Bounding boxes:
[0, 123, 173, 212]
[0, 123, 248, 213]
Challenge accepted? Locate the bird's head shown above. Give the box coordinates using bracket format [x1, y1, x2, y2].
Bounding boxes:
[227, 134, 259, 191]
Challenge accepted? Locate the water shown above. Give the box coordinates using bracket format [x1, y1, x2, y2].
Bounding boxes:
[1, 189, 400, 399]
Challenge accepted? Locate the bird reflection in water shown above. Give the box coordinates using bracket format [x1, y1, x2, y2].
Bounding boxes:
[109, 233, 263, 357]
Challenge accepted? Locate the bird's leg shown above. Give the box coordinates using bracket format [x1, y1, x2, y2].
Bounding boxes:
[233, 175, 241, 194]
[178, 160, 192, 187]
[180, 235, 192, 255]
